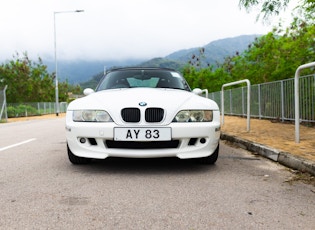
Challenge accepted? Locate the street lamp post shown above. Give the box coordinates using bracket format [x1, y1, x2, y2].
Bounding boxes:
[54, 10, 84, 116]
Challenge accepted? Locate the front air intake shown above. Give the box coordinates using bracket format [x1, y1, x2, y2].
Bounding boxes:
[105, 140, 179, 149]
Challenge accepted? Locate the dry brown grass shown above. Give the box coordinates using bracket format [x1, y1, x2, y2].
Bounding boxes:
[221, 116, 315, 162]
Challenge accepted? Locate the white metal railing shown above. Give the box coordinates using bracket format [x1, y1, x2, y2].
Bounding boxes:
[294, 61, 315, 143]
[0, 85, 8, 122]
[209, 74, 315, 124]
[221, 80, 251, 132]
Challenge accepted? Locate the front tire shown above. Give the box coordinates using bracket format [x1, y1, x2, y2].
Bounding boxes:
[67, 144, 91, 164]
[199, 144, 219, 164]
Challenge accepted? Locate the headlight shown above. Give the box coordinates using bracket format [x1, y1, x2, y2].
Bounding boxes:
[173, 110, 213, 122]
[73, 110, 113, 122]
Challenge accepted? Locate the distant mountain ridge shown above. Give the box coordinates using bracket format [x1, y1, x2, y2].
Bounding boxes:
[44, 59, 144, 84]
[166, 34, 259, 66]
[138, 34, 259, 71]
[44, 34, 260, 84]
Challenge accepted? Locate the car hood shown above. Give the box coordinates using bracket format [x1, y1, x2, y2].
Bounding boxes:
[68, 88, 219, 124]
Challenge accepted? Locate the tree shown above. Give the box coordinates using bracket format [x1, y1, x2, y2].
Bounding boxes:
[182, 64, 233, 92]
[0, 52, 77, 103]
[239, 0, 315, 21]
[219, 20, 315, 84]
[182, 18, 315, 89]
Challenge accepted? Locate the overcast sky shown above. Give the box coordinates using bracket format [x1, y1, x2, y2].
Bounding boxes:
[0, 0, 296, 62]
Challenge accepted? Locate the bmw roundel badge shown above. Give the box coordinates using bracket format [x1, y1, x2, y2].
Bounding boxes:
[139, 102, 147, 106]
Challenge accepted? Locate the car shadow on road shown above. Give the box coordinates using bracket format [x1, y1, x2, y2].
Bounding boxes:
[69, 157, 218, 176]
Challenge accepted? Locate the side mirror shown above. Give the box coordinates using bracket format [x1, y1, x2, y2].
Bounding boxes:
[192, 88, 208, 98]
[83, 88, 95, 96]
[192, 88, 202, 95]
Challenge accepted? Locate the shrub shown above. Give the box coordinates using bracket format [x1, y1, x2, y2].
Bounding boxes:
[7, 104, 39, 117]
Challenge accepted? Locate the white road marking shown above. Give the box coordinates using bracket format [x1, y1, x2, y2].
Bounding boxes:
[0, 138, 37, 152]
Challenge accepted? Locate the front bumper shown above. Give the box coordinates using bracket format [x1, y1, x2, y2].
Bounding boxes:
[65, 112, 221, 160]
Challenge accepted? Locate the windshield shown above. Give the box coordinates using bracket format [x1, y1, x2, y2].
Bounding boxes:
[96, 69, 190, 91]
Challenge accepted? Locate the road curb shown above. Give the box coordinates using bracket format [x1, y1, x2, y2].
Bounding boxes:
[220, 133, 315, 176]
[278, 152, 315, 176]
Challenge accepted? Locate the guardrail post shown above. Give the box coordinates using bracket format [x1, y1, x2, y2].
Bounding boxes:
[294, 61, 315, 143]
[281, 81, 284, 122]
[0, 85, 8, 122]
[221, 79, 251, 132]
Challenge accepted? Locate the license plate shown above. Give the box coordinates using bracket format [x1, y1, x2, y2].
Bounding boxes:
[114, 127, 171, 141]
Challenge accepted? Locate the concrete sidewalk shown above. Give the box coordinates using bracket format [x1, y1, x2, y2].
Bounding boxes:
[220, 116, 315, 176]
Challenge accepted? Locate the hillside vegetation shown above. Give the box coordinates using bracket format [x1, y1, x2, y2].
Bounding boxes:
[183, 19, 315, 92]
[80, 35, 260, 89]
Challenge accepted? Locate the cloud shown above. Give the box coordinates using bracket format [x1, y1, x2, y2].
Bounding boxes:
[0, 0, 294, 62]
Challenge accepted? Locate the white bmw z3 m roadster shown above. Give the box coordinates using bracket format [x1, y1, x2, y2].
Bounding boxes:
[65, 67, 221, 164]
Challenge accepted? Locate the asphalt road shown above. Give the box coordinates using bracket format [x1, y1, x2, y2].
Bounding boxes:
[0, 118, 314, 229]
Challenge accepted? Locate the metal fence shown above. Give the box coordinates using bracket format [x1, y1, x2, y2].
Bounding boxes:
[6, 102, 67, 118]
[2, 75, 314, 123]
[209, 74, 315, 123]
[0, 86, 8, 122]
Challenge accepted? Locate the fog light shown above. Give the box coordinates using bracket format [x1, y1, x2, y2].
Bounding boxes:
[200, 138, 206, 144]
[79, 138, 86, 144]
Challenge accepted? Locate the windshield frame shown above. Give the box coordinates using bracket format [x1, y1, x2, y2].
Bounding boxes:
[95, 68, 191, 92]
